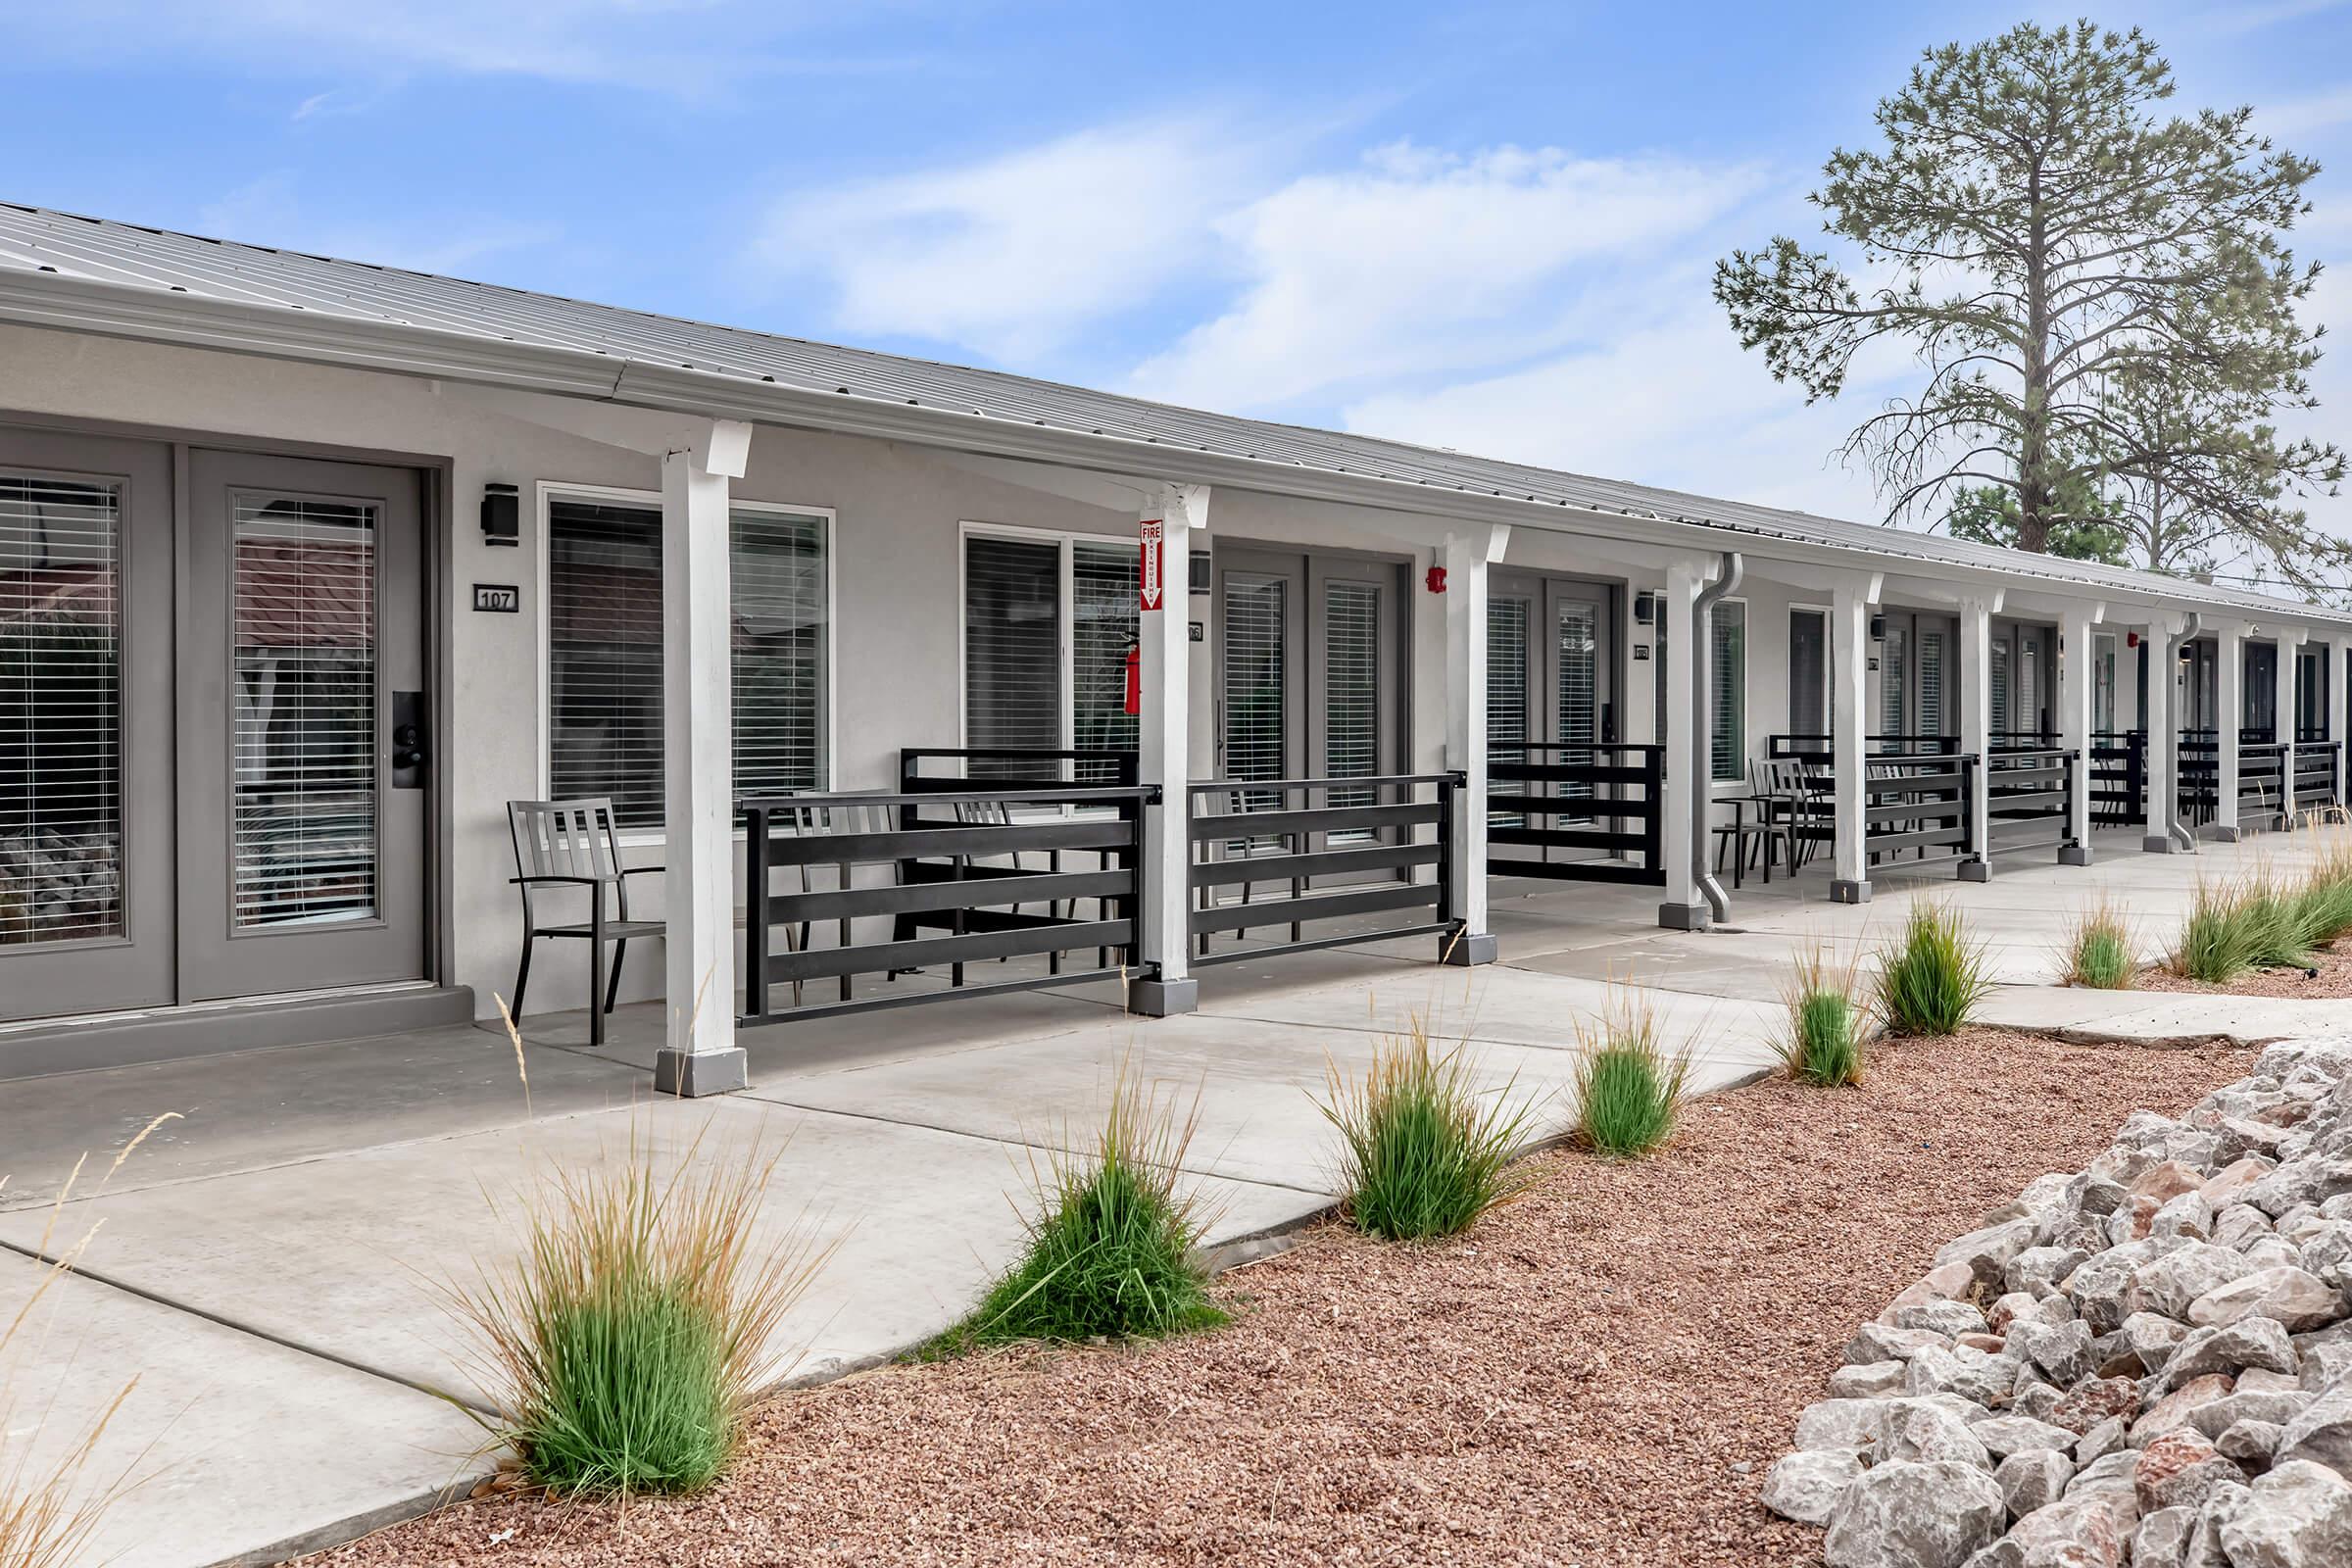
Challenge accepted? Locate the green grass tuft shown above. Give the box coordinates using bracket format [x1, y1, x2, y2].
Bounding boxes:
[1316, 1014, 1540, 1241]
[930, 1062, 1225, 1355]
[1777, 941, 1866, 1087]
[1571, 994, 1691, 1157]
[1873, 901, 1992, 1036]
[2062, 895, 2136, 990]
[450, 1124, 827, 1496]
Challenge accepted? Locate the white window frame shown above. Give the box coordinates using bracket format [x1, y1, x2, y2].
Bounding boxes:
[956, 518, 1138, 760]
[534, 480, 837, 845]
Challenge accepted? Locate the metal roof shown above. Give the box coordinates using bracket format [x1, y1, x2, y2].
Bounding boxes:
[0, 199, 2341, 626]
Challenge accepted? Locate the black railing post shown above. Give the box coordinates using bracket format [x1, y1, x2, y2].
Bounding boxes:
[742, 804, 769, 1024]
[1643, 747, 1665, 870]
[1435, 773, 1458, 933]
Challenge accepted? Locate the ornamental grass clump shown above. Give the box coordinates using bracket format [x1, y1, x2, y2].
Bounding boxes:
[932, 1062, 1224, 1354]
[2172, 874, 2265, 985]
[1571, 993, 1691, 1158]
[1316, 1013, 1541, 1241]
[1873, 900, 1992, 1036]
[1777, 942, 1866, 1087]
[448, 1125, 827, 1496]
[2062, 894, 2136, 990]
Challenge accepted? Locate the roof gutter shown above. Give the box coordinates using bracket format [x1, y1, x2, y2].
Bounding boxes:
[2, 268, 2345, 629]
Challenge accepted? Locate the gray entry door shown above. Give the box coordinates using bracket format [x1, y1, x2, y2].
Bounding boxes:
[0, 428, 176, 1021]
[177, 449, 427, 1001]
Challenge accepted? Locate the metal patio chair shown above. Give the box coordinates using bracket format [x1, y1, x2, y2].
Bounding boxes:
[775, 795, 897, 1004]
[507, 797, 663, 1048]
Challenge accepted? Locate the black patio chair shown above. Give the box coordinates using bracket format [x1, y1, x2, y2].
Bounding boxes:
[507, 797, 662, 1047]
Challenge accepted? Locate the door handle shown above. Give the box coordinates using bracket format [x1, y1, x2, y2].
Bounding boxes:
[391, 690, 427, 789]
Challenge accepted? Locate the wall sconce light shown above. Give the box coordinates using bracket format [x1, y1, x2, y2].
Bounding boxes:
[480, 482, 519, 548]
[1634, 590, 1656, 625]
[1869, 613, 1886, 641]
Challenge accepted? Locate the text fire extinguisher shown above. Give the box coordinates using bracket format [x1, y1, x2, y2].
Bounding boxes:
[1124, 641, 1142, 716]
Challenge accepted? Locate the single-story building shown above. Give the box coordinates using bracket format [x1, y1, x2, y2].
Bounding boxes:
[1, 201, 2344, 1090]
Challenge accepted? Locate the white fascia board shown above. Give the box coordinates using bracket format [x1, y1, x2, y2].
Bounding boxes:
[9, 265, 2349, 630]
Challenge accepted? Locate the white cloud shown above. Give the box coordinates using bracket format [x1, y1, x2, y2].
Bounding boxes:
[1341, 285, 1896, 524]
[0, 1, 922, 95]
[1127, 143, 1768, 414]
[2259, 81, 2352, 142]
[756, 118, 1276, 363]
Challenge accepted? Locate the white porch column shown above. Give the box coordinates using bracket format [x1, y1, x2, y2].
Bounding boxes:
[655, 420, 753, 1097]
[2217, 623, 2245, 842]
[2280, 628, 2306, 829]
[2057, 603, 2098, 864]
[1441, 524, 1508, 965]
[1958, 596, 1993, 881]
[1132, 481, 1209, 1017]
[2143, 615, 2180, 853]
[1830, 578, 1873, 902]
[1657, 558, 1707, 929]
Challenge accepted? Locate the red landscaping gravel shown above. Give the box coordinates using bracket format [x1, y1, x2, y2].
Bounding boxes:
[312, 1029, 2255, 1568]
[2134, 938, 2352, 996]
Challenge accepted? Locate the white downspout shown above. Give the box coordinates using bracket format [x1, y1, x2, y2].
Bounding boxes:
[1690, 551, 1743, 924]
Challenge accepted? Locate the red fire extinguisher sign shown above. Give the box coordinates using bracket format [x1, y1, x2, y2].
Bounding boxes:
[1139, 517, 1165, 612]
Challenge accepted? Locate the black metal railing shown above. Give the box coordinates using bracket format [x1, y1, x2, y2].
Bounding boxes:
[2178, 734, 2287, 829]
[1189, 772, 1458, 965]
[738, 781, 1152, 1027]
[902, 746, 1140, 789]
[1862, 752, 1977, 869]
[2089, 730, 2145, 826]
[1485, 743, 1665, 887]
[1983, 746, 2078, 858]
[2296, 740, 2343, 815]
[1768, 733, 1962, 761]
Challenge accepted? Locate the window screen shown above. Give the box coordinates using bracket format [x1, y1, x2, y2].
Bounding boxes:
[232, 494, 378, 929]
[1918, 631, 1945, 739]
[547, 497, 831, 828]
[1989, 637, 2011, 738]
[1, 473, 123, 946]
[1071, 541, 1139, 779]
[1557, 599, 1598, 814]
[1709, 601, 1745, 782]
[1882, 625, 1908, 736]
[963, 534, 1062, 777]
[2094, 634, 2117, 734]
[1487, 597, 1530, 826]
[1788, 609, 1827, 738]
[1325, 581, 1380, 825]
[1222, 575, 1287, 813]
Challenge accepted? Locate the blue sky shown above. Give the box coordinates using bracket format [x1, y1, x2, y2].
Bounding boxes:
[7, 2, 2351, 553]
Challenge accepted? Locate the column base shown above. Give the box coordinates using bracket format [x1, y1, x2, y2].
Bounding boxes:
[1440, 929, 1498, 966]
[1656, 902, 1712, 932]
[2143, 834, 2180, 855]
[2212, 824, 2242, 843]
[1957, 858, 1989, 883]
[1831, 879, 1873, 905]
[2058, 844, 2094, 867]
[1129, 975, 1198, 1018]
[654, 1046, 749, 1098]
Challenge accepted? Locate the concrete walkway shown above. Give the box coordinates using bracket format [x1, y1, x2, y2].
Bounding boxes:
[6, 824, 2351, 1565]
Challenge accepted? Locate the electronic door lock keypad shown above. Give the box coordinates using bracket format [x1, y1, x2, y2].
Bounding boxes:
[391, 692, 428, 788]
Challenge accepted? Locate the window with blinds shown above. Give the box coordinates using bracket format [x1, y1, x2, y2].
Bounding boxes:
[547, 497, 832, 828]
[1324, 581, 1380, 832]
[1071, 541, 1138, 779]
[1989, 637, 2011, 738]
[1222, 575, 1287, 823]
[1487, 597, 1530, 826]
[1709, 601, 1745, 782]
[232, 494, 378, 928]
[1556, 600, 1598, 816]
[2094, 634, 2117, 734]
[963, 534, 1062, 778]
[1882, 626, 1908, 736]
[1919, 631, 1946, 739]
[1, 472, 123, 946]
[1788, 609, 1827, 738]
[729, 509, 830, 800]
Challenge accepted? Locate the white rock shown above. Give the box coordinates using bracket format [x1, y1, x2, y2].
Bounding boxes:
[1824, 1460, 2005, 1568]
[2277, 1374, 2352, 1480]
[1762, 1448, 1864, 1524]
[2217, 1459, 2352, 1566]
[1994, 1447, 2073, 1520]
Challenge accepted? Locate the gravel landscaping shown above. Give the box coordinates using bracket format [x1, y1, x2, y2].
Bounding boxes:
[1767, 1032, 2352, 1567]
[2137, 945, 2352, 999]
[310, 1028, 2252, 1568]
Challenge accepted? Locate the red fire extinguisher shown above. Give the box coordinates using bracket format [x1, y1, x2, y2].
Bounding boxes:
[1124, 642, 1141, 716]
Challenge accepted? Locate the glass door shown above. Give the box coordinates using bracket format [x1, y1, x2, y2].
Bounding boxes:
[177, 450, 427, 1001]
[0, 429, 175, 1021]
